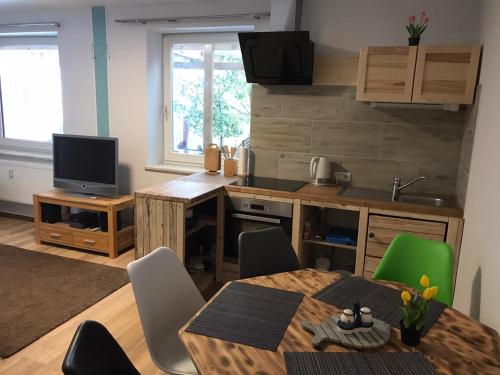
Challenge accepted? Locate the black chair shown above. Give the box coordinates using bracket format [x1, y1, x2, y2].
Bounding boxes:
[62, 320, 140, 375]
[238, 227, 302, 279]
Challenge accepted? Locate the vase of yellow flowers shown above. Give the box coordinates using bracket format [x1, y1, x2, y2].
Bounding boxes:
[399, 274, 438, 347]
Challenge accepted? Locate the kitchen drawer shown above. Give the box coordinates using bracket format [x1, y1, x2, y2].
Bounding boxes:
[40, 226, 73, 244]
[369, 215, 446, 236]
[367, 226, 444, 244]
[363, 271, 374, 279]
[364, 256, 381, 273]
[73, 233, 109, 252]
[366, 242, 388, 258]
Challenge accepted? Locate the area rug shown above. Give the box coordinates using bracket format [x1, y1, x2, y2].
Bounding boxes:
[0, 244, 129, 358]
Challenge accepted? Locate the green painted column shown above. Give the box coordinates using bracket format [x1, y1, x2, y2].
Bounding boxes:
[92, 6, 110, 137]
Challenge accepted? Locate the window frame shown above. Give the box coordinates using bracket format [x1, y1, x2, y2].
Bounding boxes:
[163, 32, 245, 167]
[0, 36, 62, 155]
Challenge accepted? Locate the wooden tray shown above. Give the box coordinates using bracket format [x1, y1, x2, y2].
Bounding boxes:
[302, 316, 391, 349]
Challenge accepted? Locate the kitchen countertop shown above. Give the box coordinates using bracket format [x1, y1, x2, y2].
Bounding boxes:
[135, 173, 239, 203]
[135, 172, 463, 218]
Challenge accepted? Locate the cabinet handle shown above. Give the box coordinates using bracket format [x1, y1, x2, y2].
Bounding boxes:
[84, 239, 96, 245]
[50, 233, 61, 239]
[368, 232, 375, 238]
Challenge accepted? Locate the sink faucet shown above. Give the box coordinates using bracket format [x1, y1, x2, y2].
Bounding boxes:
[391, 176, 428, 201]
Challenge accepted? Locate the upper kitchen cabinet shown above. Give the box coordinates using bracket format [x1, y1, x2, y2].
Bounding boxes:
[356, 44, 481, 105]
[412, 44, 481, 105]
[356, 46, 417, 103]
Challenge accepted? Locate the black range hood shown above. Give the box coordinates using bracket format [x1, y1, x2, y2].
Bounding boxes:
[238, 31, 314, 85]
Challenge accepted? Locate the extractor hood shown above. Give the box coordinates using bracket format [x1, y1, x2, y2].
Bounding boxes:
[238, 31, 314, 85]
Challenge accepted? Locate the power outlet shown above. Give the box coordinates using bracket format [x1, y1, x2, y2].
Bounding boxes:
[8, 169, 14, 179]
[334, 171, 351, 185]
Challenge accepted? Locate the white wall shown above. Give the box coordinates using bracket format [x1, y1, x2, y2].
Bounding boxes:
[454, 0, 500, 332]
[106, 0, 270, 193]
[302, 0, 481, 56]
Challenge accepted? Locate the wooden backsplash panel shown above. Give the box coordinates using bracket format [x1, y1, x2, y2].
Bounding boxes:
[250, 85, 467, 196]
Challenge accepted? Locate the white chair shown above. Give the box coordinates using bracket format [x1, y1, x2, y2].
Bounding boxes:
[127, 247, 204, 375]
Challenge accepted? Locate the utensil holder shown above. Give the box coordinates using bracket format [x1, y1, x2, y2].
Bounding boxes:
[204, 144, 221, 174]
[224, 159, 237, 177]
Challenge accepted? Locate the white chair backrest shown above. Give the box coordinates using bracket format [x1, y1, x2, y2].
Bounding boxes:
[127, 247, 205, 361]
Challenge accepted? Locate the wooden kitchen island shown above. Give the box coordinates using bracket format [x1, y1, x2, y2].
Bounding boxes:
[135, 172, 464, 285]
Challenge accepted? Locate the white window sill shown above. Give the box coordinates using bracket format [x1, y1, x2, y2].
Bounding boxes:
[0, 147, 52, 163]
[145, 163, 204, 176]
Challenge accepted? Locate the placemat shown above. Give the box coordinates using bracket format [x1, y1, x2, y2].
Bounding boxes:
[284, 352, 438, 375]
[186, 281, 304, 351]
[312, 276, 446, 336]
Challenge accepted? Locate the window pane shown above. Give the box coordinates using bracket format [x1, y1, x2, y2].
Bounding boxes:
[0, 47, 63, 142]
[171, 44, 205, 154]
[212, 43, 250, 148]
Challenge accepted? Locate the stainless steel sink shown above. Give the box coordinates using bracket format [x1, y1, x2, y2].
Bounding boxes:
[338, 187, 455, 208]
[396, 195, 447, 207]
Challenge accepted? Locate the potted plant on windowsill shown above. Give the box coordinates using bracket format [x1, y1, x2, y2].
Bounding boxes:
[399, 274, 438, 347]
[405, 11, 430, 46]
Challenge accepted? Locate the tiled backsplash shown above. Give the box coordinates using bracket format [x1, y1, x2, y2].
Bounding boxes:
[250, 85, 468, 196]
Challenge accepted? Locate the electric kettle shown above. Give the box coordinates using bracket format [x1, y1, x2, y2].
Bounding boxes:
[310, 157, 331, 185]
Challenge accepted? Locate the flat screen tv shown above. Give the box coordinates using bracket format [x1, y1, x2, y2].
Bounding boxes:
[53, 134, 119, 196]
[238, 31, 314, 85]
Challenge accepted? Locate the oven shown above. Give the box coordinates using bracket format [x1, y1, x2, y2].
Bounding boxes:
[224, 196, 293, 261]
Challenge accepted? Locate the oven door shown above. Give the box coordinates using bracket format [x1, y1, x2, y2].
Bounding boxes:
[224, 211, 293, 260]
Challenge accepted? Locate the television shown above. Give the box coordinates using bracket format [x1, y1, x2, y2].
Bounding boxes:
[53, 134, 119, 197]
[238, 31, 314, 85]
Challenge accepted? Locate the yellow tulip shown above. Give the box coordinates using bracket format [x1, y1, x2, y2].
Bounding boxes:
[420, 274, 430, 288]
[423, 287, 434, 300]
[401, 290, 411, 306]
[430, 286, 439, 298]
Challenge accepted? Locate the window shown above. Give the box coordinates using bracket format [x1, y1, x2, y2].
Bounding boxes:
[0, 41, 63, 145]
[164, 33, 251, 166]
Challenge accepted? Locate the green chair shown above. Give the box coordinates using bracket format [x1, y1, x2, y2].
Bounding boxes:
[372, 233, 454, 305]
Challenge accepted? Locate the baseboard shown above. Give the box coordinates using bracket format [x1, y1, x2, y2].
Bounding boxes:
[0, 201, 34, 219]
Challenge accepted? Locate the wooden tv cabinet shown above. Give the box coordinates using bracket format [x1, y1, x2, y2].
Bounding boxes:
[33, 191, 135, 258]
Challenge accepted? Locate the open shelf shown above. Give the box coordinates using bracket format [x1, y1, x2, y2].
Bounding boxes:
[185, 218, 217, 238]
[39, 221, 133, 236]
[302, 238, 357, 251]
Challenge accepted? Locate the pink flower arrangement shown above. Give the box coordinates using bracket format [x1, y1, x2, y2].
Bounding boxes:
[406, 11, 429, 38]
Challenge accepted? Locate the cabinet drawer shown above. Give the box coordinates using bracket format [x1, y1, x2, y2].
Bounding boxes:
[369, 215, 446, 236]
[366, 242, 388, 258]
[40, 227, 73, 244]
[367, 227, 444, 245]
[364, 271, 374, 279]
[364, 256, 381, 273]
[73, 233, 109, 252]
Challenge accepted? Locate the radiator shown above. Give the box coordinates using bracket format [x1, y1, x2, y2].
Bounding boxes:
[0, 159, 52, 205]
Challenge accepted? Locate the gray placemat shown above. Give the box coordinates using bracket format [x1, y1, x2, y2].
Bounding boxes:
[285, 352, 438, 375]
[312, 276, 446, 336]
[186, 281, 304, 351]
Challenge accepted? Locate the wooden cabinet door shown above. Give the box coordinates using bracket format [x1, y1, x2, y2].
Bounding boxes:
[356, 46, 417, 103]
[412, 44, 481, 104]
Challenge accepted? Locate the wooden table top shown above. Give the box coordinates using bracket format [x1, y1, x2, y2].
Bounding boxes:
[179, 269, 500, 375]
[35, 190, 134, 208]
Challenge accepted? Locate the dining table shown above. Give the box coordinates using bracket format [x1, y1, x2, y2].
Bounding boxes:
[178, 269, 500, 375]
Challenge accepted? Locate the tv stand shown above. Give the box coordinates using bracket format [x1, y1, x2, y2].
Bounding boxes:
[63, 192, 105, 199]
[33, 190, 135, 258]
